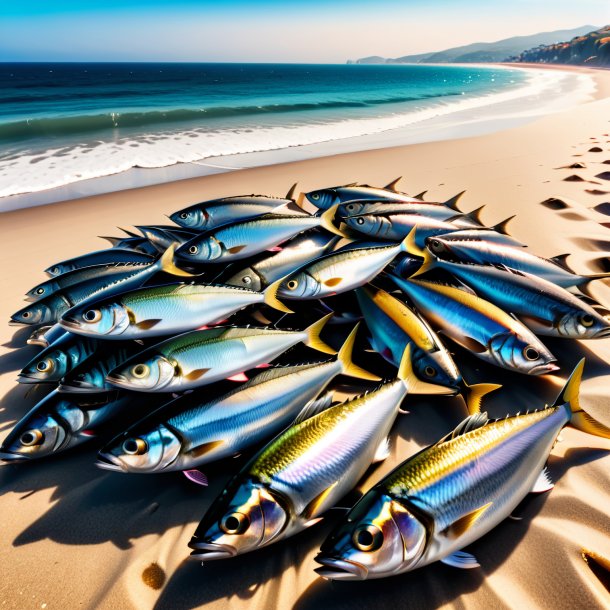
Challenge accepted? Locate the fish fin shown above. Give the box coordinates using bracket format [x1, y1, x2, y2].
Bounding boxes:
[319, 204, 348, 237]
[415, 190, 427, 200]
[440, 550, 480, 569]
[293, 391, 335, 425]
[442, 191, 466, 212]
[447, 412, 490, 440]
[135, 319, 162, 330]
[286, 183, 297, 200]
[160, 243, 196, 277]
[185, 440, 224, 459]
[184, 368, 210, 381]
[461, 381, 501, 415]
[531, 467, 554, 493]
[134, 339, 145, 346]
[549, 253, 573, 272]
[99, 236, 122, 247]
[401, 228, 424, 258]
[398, 344, 455, 396]
[182, 469, 209, 486]
[323, 277, 342, 287]
[442, 503, 492, 540]
[409, 245, 436, 278]
[337, 323, 381, 380]
[304, 517, 324, 528]
[384, 176, 402, 192]
[519, 313, 554, 330]
[463, 205, 485, 227]
[295, 191, 306, 211]
[227, 372, 249, 382]
[118, 227, 139, 237]
[125, 306, 137, 325]
[450, 334, 488, 354]
[302, 482, 338, 519]
[263, 278, 294, 313]
[304, 313, 336, 355]
[373, 436, 391, 463]
[554, 358, 610, 439]
[582, 272, 610, 285]
[227, 245, 247, 254]
[491, 215, 516, 235]
[508, 514, 524, 521]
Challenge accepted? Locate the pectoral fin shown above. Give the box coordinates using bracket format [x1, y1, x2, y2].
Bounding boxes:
[135, 319, 162, 330]
[440, 550, 480, 569]
[302, 482, 338, 519]
[373, 436, 391, 463]
[519, 314, 554, 330]
[323, 277, 342, 287]
[186, 440, 224, 459]
[442, 502, 492, 540]
[450, 335, 487, 354]
[228, 245, 247, 254]
[531, 467, 554, 493]
[184, 368, 210, 381]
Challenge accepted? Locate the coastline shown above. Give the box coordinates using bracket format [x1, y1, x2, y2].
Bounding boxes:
[0, 63, 596, 211]
[2, 65, 610, 609]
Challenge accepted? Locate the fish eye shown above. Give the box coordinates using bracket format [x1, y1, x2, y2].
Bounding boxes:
[311, 193, 320, 201]
[523, 346, 540, 361]
[346, 204, 355, 211]
[20, 429, 43, 446]
[430, 239, 442, 251]
[220, 512, 249, 535]
[286, 279, 299, 290]
[83, 309, 101, 323]
[36, 288, 45, 295]
[241, 275, 252, 285]
[580, 314, 594, 327]
[122, 438, 148, 455]
[352, 524, 383, 552]
[22, 311, 31, 318]
[52, 267, 60, 274]
[131, 364, 150, 379]
[179, 212, 189, 219]
[424, 366, 437, 378]
[36, 358, 55, 373]
[188, 245, 199, 255]
[355, 217, 365, 225]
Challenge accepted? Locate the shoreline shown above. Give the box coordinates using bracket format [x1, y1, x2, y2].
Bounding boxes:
[0, 63, 597, 211]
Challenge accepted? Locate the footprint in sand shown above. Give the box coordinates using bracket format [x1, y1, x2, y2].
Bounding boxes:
[559, 211, 589, 221]
[586, 189, 610, 195]
[141, 562, 166, 590]
[589, 147, 604, 153]
[603, 160, 610, 165]
[593, 202, 610, 215]
[563, 175, 586, 182]
[596, 172, 610, 181]
[540, 197, 569, 210]
[555, 162, 586, 169]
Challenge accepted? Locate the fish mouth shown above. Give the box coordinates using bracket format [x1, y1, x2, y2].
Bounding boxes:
[17, 374, 42, 385]
[105, 373, 130, 389]
[314, 555, 368, 581]
[0, 449, 29, 462]
[188, 540, 237, 561]
[593, 327, 610, 339]
[529, 361, 560, 375]
[9, 319, 27, 326]
[96, 452, 126, 472]
[57, 382, 101, 393]
[59, 318, 82, 331]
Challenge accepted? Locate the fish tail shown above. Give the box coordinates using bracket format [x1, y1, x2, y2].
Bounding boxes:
[398, 344, 455, 396]
[159, 244, 196, 277]
[554, 358, 610, 439]
[263, 278, 294, 314]
[461, 380, 501, 415]
[319, 204, 348, 237]
[583, 272, 610, 285]
[410, 244, 436, 278]
[304, 313, 336, 355]
[337, 323, 380, 381]
[401, 228, 424, 258]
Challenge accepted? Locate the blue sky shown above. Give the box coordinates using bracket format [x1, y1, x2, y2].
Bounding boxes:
[1, 1, 608, 62]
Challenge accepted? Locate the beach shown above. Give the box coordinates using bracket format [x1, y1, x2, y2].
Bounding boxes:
[1, 63, 610, 609]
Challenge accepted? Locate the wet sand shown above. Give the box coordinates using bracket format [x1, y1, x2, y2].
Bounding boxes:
[1, 65, 610, 609]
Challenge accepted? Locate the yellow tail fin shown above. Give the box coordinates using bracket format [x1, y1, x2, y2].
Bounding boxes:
[462, 381, 501, 415]
[263, 278, 294, 314]
[402, 228, 424, 258]
[304, 313, 336, 355]
[159, 244, 196, 277]
[398, 344, 455, 396]
[337, 323, 380, 381]
[410, 246, 436, 278]
[555, 358, 610, 439]
[319, 204, 348, 237]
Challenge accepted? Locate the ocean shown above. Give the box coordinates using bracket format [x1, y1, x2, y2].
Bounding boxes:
[0, 62, 592, 206]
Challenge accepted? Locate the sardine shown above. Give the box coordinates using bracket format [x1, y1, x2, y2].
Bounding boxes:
[44, 248, 155, 277]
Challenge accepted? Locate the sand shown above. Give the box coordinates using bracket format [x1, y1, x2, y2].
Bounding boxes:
[2, 65, 610, 609]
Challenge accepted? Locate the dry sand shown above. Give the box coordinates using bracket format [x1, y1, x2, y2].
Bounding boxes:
[2, 66, 610, 609]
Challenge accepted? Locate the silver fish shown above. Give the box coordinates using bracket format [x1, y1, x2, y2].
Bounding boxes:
[44, 248, 155, 277]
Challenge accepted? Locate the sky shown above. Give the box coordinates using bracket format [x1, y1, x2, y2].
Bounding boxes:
[0, 0, 609, 63]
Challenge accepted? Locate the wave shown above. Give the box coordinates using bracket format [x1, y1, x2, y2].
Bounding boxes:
[0, 93, 459, 142]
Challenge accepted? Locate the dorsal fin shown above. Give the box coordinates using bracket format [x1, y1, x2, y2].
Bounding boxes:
[384, 177, 402, 192]
[442, 191, 466, 212]
[447, 412, 489, 440]
[292, 391, 335, 425]
[118, 227, 139, 237]
[549, 253, 574, 272]
[415, 190, 427, 200]
[491, 215, 516, 235]
[463, 205, 485, 227]
[286, 183, 297, 200]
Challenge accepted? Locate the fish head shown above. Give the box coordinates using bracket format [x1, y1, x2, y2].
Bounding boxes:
[61, 301, 129, 337]
[225, 266, 264, 292]
[306, 189, 340, 211]
[170, 206, 207, 230]
[189, 478, 288, 560]
[488, 332, 558, 375]
[0, 408, 70, 461]
[425, 236, 454, 260]
[175, 235, 222, 263]
[61, 360, 107, 392]
[337, 201, 369, 219]
[97, 424, 181, 473]
[25, 279, 59, 302]
[344, 214, 389, 238]
[44, 263, 70, 277]
[412, 344, 461, 390]
[557, 310, 610, 339]
[106, 353, 176, 391]
[315, 493, 426, 580]
[19, 347, 70, 383]
[278, 271, 320, 299]
[10, 301, 53, 326]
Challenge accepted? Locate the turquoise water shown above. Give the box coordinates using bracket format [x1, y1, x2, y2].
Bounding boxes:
[0, 62, 528, 199]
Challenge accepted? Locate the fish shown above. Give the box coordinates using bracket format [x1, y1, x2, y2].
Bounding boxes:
[44, 248, 155, 277]
[26, 324, 67, 348]
[169, 187, 299, 231]
[390, 275, 558, 375]
[0, 390, 162, 461]
[421, 235, 610, 289]
[336, 201, 464, 223]
[174, 207, 344, 264]
[96, 324, 381, 473]
[135, 225, 198, 252]
[58, 342, 145, 392]
[278, 237, 411, 300]
[12, 246, 193, 326]
[105, 314, 336, 393]
[314, 359, 610, 580]
[413, 255, 610, 339]
[60, 278, 291, 340]
[98, 234, 159, 256]
[18, 333, 99, 384]
[355, 286, 499, 411]
[225, 232, 340, 292]
[188, 346, 445, 561]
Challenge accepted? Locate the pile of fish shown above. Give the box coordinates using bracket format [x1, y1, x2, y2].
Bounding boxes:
[3, 178, 610, 580]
